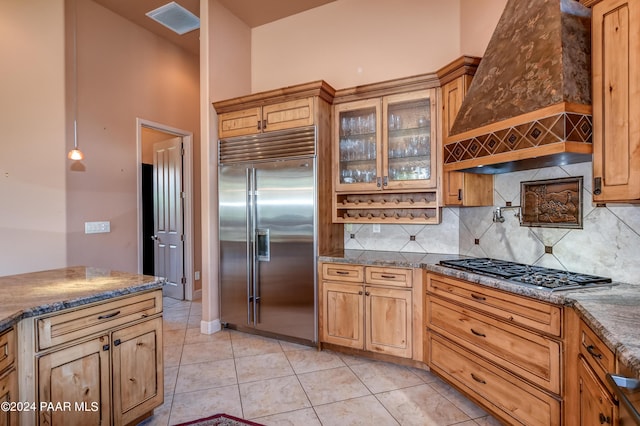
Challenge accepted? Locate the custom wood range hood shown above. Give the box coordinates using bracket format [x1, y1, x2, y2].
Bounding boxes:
[444, 0, 593, 174]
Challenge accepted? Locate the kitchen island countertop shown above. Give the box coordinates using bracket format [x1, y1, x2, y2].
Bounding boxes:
[320, 250, 640, 379]
[0, 266, 163, 333]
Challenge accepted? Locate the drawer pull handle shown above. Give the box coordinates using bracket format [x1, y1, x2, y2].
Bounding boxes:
[586, 345, 603, 359]
[113, 339, 121, 346]
[471, 293, 486, 301]
[380, 274, 397, 279]
[335, 271, 350, 275]
[471, 373, 486, 384]
[98, 310, 121, 320]
[102, 344, 110, 351]
[470, 328, 486, 338]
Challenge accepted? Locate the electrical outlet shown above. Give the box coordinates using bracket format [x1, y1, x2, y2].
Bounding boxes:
[373, 224, 381, 233]
[85, 221, 111, 234]
[345, 223, 353, 232]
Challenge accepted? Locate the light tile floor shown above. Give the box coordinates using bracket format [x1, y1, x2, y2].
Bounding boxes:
[140, 298, 502, 426]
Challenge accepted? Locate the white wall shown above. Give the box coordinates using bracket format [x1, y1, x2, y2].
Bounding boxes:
[0, 0, 67, 276]
[65, 0, 200, 273]
[251, 0, 460, 92]
[460, 0, 507, 57]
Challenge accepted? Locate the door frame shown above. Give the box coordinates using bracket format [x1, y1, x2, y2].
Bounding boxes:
[136, 118, 195, 300]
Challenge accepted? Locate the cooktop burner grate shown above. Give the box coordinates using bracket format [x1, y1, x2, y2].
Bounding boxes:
[439, 258, 613, 291]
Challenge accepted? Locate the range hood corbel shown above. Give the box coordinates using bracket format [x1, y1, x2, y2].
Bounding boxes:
[444, 0, 593, 174]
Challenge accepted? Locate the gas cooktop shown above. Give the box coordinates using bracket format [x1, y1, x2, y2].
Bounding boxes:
[439, 258, 614, 291]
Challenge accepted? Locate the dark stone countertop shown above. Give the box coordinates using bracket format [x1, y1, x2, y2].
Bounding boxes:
[320, 250, 640, 380]
[0, 266, 164, 333]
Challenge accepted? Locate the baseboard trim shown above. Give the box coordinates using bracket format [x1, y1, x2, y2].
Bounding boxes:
[201, 318, 221, 335]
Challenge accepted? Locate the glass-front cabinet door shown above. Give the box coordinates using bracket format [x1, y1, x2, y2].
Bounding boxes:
[334, 99, 382, 191]
[383, 90, 437, 190]
[334, 90, 437, 192]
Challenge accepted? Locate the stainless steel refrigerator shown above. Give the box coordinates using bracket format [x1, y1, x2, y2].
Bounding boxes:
[218, 126, 319, 343]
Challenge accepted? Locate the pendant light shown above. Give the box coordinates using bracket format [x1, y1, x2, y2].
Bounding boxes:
[67, 0, 84, 161]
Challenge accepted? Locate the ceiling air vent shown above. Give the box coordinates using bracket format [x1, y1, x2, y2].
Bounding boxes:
[146, 2, 200, 35]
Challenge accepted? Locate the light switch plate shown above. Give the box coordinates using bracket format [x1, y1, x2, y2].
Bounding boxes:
[85, 221, 111, 234]
[373, 224, 381, 233]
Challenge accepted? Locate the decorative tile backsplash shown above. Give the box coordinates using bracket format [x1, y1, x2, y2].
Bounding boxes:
[344, 162, 640, 284]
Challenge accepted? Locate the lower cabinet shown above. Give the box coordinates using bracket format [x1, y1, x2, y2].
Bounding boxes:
[566, 308, 620, 426]
[38, 336, 111, 426]
[577, 356, 616, 426]
[430, 333, 560, 426]
[20, 290, 164, 426]
[0, 327, 18, 426]
[425, 273, 563, 425]
[320, 263, 419, 360]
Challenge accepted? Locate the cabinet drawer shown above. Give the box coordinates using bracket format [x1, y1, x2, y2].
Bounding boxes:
[322, 263, 364, 283]
[427, 273, 562, 336]
[579, 319, 615, 391]
[37, 290, 162, 350]
[428, 296, 561, 393]
[365, 267, 412, 287]
[0, 328, 15, 374]
[429, 332, 561, 426]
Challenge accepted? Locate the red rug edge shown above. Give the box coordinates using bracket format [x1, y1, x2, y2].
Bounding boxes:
[174, 413, 264, 426]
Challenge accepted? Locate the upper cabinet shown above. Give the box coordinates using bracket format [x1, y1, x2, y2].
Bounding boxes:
[334, 90, 437, 192]
[331, 74, 442, 224]
[586, 0, 640, 202]
[437, 56, 493, 207]
[214, 81, 335, 139]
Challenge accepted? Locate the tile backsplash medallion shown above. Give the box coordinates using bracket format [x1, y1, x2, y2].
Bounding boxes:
[344, 162, 640, 284]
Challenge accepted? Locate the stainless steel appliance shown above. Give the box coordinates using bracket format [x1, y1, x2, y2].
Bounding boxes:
[440, 258, 614, 291]
[218, 126, 318, 343]
[608, 374, 640, 425]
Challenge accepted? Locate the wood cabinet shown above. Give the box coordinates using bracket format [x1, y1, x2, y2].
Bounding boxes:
[566, 309, 620, 426]
[587, 0, 640, 202]
[0, 328, 17, 426]
[425, 273, 562, 425]
[38, 335, 111, 426]
[214, 81, 335, 139]
[437, 56, 493, 207]
[332, 74, 441, 224]
[19, 290, 164, 426]
[320, 263, 422, 361]
[217, 97, 315, 138]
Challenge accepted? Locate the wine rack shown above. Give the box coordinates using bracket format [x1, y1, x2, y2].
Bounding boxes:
[333, 191, 440, 224]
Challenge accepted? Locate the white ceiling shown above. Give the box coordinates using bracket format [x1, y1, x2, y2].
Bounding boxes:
[92, 0, 336, 55]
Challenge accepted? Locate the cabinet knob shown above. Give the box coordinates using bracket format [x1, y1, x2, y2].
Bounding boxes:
[114, 339, 122, 347]
[599, 413, 611, 424]
[365, 291, 370, 296]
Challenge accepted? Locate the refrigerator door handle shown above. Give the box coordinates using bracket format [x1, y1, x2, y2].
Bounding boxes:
[250, 167, 259, 326]
[246, 168, 254, 325]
